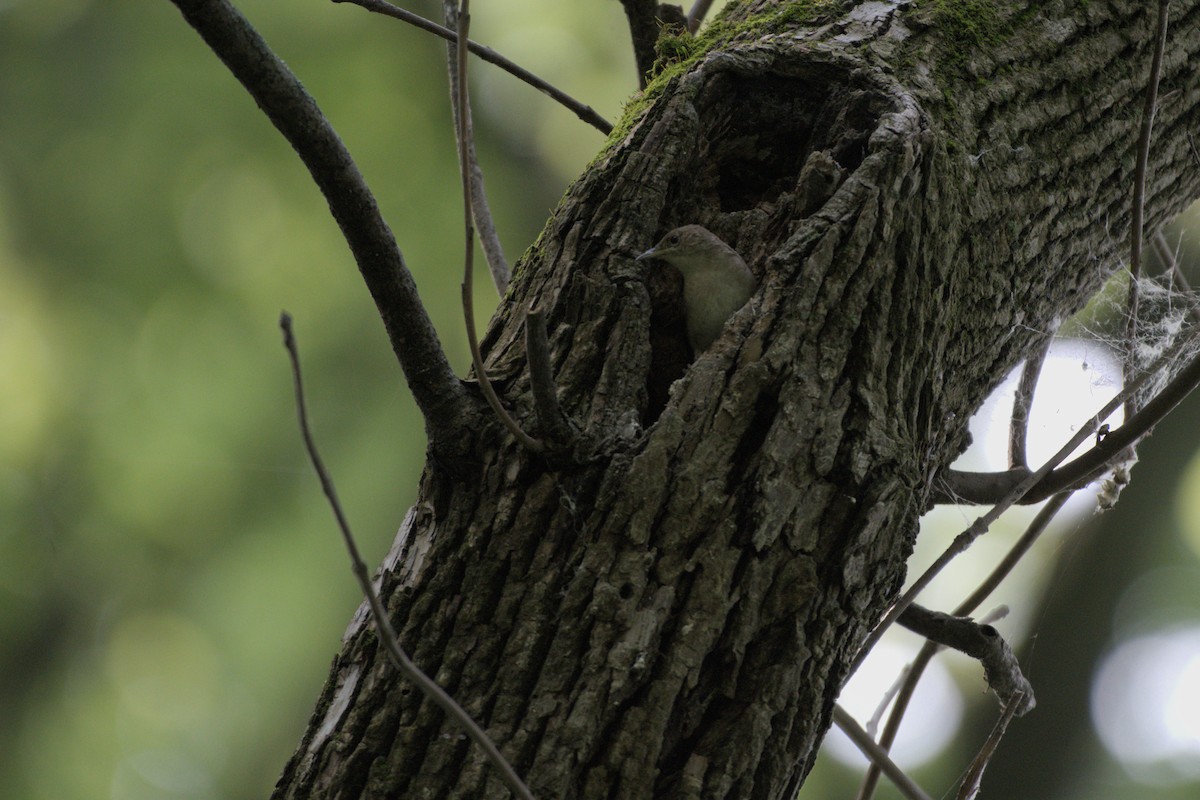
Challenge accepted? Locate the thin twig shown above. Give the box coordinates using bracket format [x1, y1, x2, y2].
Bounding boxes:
[832, 705, 935, 800]
[855, 493, 1070, 800]
[454, 1, 543, 453]
[1124, 0, 1172, 417]
[865, 664, 911, 739]
[278, 313, 534, 800]
[953, 496, 1072, 619]
[167, 0, 470, 452]
[335, 0, 613, 135]
[443, 1, 510, 294]
[525, 305, 574, 444]
[687, 0, 717, 33]
[955, 691, 1025, 800]
[1009, 341, 1049, 469]
[855, 647, 938, 800]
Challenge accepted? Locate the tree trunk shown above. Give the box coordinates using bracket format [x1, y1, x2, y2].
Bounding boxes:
[272, 2, 1200, 797]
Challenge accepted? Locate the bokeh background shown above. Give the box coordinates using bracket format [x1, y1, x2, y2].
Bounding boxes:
[2, 2, 1199, 798]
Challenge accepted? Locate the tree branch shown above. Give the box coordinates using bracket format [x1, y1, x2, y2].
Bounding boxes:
[1008, 341, 1049, 469]
[897, 605, 1034, 714]
[1124, 0, 1172, 418]
[860, 327, 1200, 672]
[955, 691, 1025, 800]
[686, 0, 716, 33]
[168, 0, 471, 450]
[336, 0, 613, 135]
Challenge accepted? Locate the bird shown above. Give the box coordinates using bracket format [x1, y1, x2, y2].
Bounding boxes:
[636, 225, 757, 354]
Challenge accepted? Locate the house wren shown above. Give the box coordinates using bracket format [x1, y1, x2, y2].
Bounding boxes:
[637, 225, 756, 353]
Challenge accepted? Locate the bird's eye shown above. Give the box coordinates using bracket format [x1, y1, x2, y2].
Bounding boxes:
[668, 234, 679, 245]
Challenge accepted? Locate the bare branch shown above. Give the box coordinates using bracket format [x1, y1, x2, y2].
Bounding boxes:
[453, 1, 543, 453]
[955, 495, 1072, 618]
[526, 305, 575, 444]
[1125, 0, 1172, 415]
[897, 605, 1035, 714]
[336, 0, 613, 135]
[167, 0, 471, 451]
[832, 705, 935, 800]
[444, 0, 510, 294]
[859, 326, 1200, 673]
[1008, 342, 1049, 469]
[864, 664, 909, 740]
[279, 313, 534, 800]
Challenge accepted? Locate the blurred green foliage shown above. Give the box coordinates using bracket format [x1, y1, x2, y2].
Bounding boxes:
[0, 1, 626, 797]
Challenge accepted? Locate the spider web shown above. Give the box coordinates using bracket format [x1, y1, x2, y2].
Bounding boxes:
[1051, 253, 1200, 508]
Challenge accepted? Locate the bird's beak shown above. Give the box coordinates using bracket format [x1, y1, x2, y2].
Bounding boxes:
[635, 247, 657, 262]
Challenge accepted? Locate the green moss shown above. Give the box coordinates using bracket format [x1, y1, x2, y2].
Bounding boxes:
[931, 0, 1002, 47]
[711, 0, 847, 42]
[651, 26, 700, 74]
[642, 0, 849, 81]
[765, 0, 847, 30]
[590, 1, 851, 162]
[907, 0, 1009, 123]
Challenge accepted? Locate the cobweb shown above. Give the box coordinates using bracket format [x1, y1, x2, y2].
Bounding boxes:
[1053, 259, 1200, 508]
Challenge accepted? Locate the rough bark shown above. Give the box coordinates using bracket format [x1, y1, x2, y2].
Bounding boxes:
[273, 1, 1200, 798]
